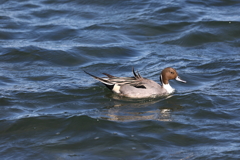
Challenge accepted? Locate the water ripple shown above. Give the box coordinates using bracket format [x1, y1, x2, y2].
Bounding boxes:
[0, 0, 240, 159]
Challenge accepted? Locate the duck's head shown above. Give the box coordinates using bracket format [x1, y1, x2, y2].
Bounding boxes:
[160, 67, 186, 85]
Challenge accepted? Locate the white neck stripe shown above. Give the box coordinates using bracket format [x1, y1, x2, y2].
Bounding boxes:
[162, 83, 175, 94]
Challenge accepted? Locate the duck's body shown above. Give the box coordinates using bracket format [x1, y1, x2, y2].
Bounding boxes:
[84, 67, 186, 98]
[112, 78, 166, 98]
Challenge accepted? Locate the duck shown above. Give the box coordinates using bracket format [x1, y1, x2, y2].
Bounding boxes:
[84, 67, 186, 98]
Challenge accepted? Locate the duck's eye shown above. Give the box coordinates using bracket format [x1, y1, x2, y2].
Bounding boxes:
[170, 71, 174, 74]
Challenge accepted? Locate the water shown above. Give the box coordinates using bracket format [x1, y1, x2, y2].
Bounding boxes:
[0, 0, 240, 159]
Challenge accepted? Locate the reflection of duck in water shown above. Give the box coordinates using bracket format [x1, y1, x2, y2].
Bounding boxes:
[84, 67, 186, 98]
[100, 95, 184, 122]
[106, 107, 173, 122]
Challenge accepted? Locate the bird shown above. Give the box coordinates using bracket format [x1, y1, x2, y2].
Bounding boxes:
[84, 67, 186, 98]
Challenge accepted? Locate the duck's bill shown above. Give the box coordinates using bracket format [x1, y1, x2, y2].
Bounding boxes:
[175, 76, 186, 83]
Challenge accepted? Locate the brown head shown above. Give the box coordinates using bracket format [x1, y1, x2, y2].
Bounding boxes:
[160, 67, 186, 85]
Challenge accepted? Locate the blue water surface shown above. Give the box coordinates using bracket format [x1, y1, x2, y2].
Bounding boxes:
[0, 0, 240, 159]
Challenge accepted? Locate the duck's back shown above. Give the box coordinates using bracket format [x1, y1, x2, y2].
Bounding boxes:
[119, 79, 167, 98]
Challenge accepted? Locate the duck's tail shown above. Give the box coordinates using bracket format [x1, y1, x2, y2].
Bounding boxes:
[84, 71, 114, 90]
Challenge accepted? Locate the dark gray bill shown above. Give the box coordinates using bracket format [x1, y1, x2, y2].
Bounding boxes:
[175, 76, 186, 83]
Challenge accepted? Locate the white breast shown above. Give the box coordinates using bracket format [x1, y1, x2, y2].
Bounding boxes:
[162, 83, 175, 94]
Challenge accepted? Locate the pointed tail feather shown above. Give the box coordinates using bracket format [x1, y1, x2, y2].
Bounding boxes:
[102, 73, 115, 78]
[84, 70, 114, 86]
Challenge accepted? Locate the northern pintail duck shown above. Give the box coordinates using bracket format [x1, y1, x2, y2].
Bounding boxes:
[84, 67, 186, 98]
